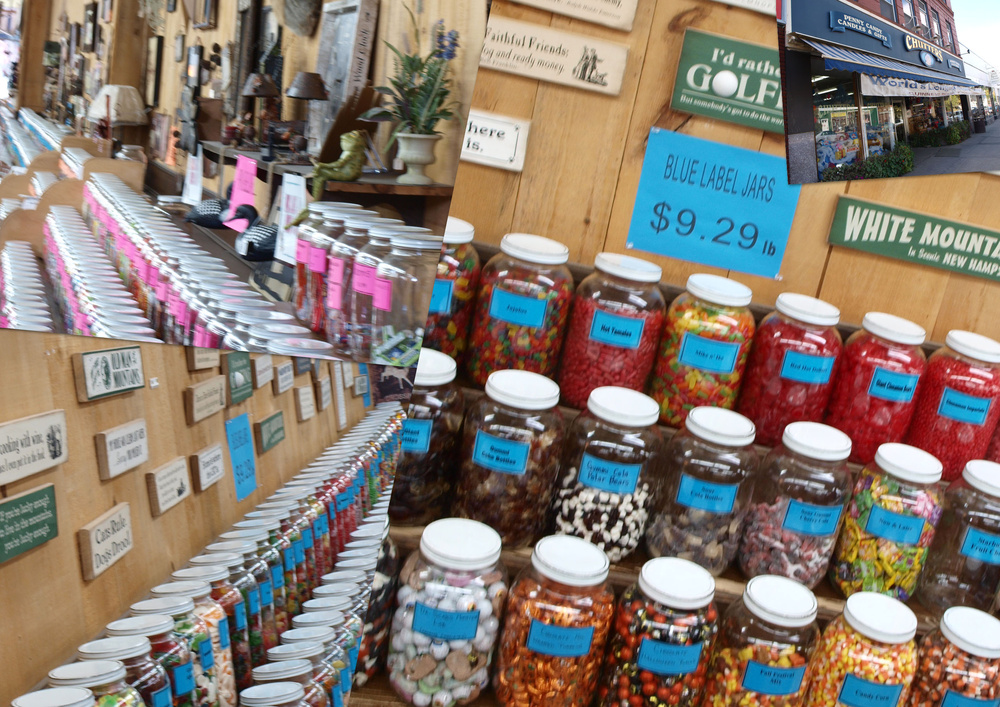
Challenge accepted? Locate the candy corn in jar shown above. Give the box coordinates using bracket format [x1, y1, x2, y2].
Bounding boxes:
[421, 217, 481, 363]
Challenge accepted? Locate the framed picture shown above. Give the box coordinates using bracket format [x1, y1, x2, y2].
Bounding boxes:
[82, 3, 97, 53]
[70, 23, 81, 57]
[167, 0, 177, 11]
[174, 33, 185, 62]
[94, 25, 104, 60]
[146, 36, 163, 107]
[101, 0, 113, 23]
[186, 45, 203, 88]
[149, 113, 171, 161]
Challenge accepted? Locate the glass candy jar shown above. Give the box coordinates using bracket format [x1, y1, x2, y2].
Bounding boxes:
[646, 406, 759, 575]
[739, 422, 854, 588]
[451, 370, 566, 549]
[649, 274, 755, 427]
[266, 643, 342, 707]
[552, 386, 663, 561]
[826, 313, 927, 464]
[48, 662, 145, 707]
[77, 637, 173, 707]
[494, 535, 615, 707]
[239, 683, 309, 707]
[830, 443, 944, 600]
[465, 233, 574, 386]
[251, 661, 328, 707]
[557, 253, 666, 409]
[12, 689, 94, 707]
[422, 216, 481, 361]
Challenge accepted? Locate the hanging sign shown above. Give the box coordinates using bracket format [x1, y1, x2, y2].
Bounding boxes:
[480, 16, 629, 96]
[710, 0, 776, 14]
[223, 352, 254, 406]
[146, 457, 191, 517]
[191, 443, 226, 492]
[252, 354, 274, 388]
[254, 411, 286, 454]
[185, 376, 227, 425]
[0, 410, 68, 486]
[316, 377, 332, 411]
[78, 503, 132, 580]
[461, 110, 531, 172]
[508, 0, 638, 31]
[182, 145, 204, 205]
[186, 347, 221, 371]
[273, 362, 295, 395]
[72, 346, 145, 402]
[275, 174, 307, 266]
[332, 362, 348, 430]
[828, 195, 1000, 282]
[294, 357, 313, 376]
[671, 29, 783, 134]
[225, 414, 257, 502]
[95, 419, 149, 480]
[626, 129, 799, 279]
[860, 74, 983, 98]
[0, 484, 58, 564]
[354, 363, 371, 406]
[295, 385, 317, 422]
[224, 155, 257, 230]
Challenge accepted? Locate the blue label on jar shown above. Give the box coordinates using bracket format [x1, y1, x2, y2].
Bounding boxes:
[489, 288, 548, 328]
[677, 333, 740, 374]
[865, 504, 924, 545]
[938, 387, 992, 426]
[578, 453, 642, 495]
[636, 639, 703, 676]
[780, 351, 836, 384]
[246, 588, 260, 616]
[303, 526, 314, 550]
[349, 645, 359, 673]
[401, 419, 433, 454]
[336, 491, 351, 512]
[172, 662, 195, 696]
[315, 513, 329, 538]
[868, 368, 920, 403]
[412, 602, 480, 641]
[741, 661, 806, 696]
[294, 539, 305, 565]
[961, 526, 1000, 564]
[838, 674, 904, 707]
[589, 309, 645, 350]
[217, 616, 230, 649]
[234, 602, 247, 631]
[331, 687, 344, 707]
[676, 474, 738, 514]
[198, 638, 214, 670]
[429, 279, 454, 314]
[271, 564, 285, 589]
[942, 691, 1000, 707]
[151, 685, 172, 707]
[782, 499, 843, 537]
[472, 430, 530, 475]
[341, 667, 352, 691]
[526, 620, 594, 658]
[283, 548, 295, 571]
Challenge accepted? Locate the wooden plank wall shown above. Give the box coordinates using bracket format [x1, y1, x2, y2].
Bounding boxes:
[0, 329, 372, 705]
[448, 0, 1000, 341]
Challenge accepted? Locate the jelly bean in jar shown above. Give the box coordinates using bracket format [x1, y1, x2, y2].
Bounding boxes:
[465, 234, 574, 386]
[422, 217, 481, 362]
[738, 293, 842, 447]
[48, 662, 146, 707]
[649, 274, 755, 427]
[78, 637, 173, 707]
[558, 253, 666, 409]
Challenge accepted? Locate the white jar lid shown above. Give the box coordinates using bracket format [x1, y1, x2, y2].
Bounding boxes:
[219, 528, 270, 545]
[947, 330, 1000, 364]
[639, 557, 715, 610]
[234, 518, 282, 533]
[105, 615, 175, 638]
[743, 575, 818, 628]
[266, 338, 335, 357]
[485, 369, 560, 410]
[874, 443, 943, 485]
[962, 460, 1000, 498]
[240, 683, 306, 707]
[782, 422, 852, 461]
[594, 253, 662, 283]
[149, 580, 212, 600]
[843, 592, 917, 644]
[320, 570, 365, 586]
[191, 552, 244, 570]
[131, 597, 195, 617]
[338, 548, 378, 562]
[414, 348, 457, 386]
[862, 312, 926, 346]
[313, 585, 360, 601]
[303, 597, 351, 613]
[78, 636, 150, 662]
[13, 688, 95, 707]
[172, 565, 229, 583]
[335, 556, 376, 572]
[499, 233, 569, 265]
[685, 406, 756, 447]
[249, 323, 312, 340]
[685, 274, 752, 307]
[267, 642, 324, 663]
[587, 386, 660, 428]
[351, 522, 386, 541]
[941, 606, 1000, 659]
[49, 661, 127, 688]
[420, 518, 503, 571]
[291, 609, 344, 629]
[206, 540, 257, 557]
[280, 627, 336, 647]
[444, 217, 475, 244]
[531, 535, 609, 587]
[775, 293, 840, 327]
[252, 659, 312, 681]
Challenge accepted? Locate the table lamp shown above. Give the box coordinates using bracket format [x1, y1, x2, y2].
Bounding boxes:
[285, 71, 328, 154]
[86, 85, 148, 142]
[241, 72, 280, 143]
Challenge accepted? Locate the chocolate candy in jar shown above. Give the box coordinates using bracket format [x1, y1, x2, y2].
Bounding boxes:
[48, 661, 146, 707]
[354, 520, 400, 686]
[646, 406, 759, 576]
[918, 459, 1000, 616]
[597, 557, 718, 707]
[451, 369, 566, 549]
[703, 575, 820, 707]
[78, 637, 173, 707]
[905, 330, 1000, 481]
[830, 443, 943, 601]
[388, 519, 508, 706]
[494, 535, 615, 707]
[552, 386, 663, 562]
[907, 606, 1000, 707]
[739, 422, 853, 589]
[558, 253, 666, 409]
[422, 217, 481, 363]
[803, 592, 917, 707]
[12, 689, 95, 707]
[390, 349, 465, 526]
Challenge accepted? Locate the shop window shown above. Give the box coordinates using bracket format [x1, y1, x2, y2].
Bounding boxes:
[880, 0, 897, 22]
[917, 0, 930, 33]
[945, 22, 956, 53]
[814, 77, 862, 177]
[931, 9, 941, 42]
[901, 0, 917, 30]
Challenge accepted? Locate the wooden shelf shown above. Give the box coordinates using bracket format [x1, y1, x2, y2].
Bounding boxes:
[352, 673, 497, 707]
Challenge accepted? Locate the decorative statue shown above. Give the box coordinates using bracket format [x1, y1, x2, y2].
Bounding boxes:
[309, 130, 365, 199]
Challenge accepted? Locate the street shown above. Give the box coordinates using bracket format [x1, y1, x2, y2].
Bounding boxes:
[909, 118, 1000, 176]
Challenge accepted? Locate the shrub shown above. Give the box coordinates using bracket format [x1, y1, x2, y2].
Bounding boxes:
[820, 144, 915, 182]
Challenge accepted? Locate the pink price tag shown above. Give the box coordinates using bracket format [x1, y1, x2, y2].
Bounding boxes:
[327, 283, 343, 311]
[352, 264, 376, 296]
[296, 239, 311, 264]
[373, 278, 393, 312]
[167, 291, 181, 318]
[309, 246, 328, 273]
[224, 155, 258, 230]
[328, 257, 345, 285]
[156, 279, 169, 301]
[74, 312, 89, 333]
[193, 325, 205, 347]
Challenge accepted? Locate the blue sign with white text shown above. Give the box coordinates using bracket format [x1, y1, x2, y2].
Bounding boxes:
[225, 414, 257, 502]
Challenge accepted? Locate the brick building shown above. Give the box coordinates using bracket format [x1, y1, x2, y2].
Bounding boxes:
[855, 0, 960, 54]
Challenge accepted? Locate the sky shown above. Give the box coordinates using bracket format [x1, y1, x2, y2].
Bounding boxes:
[953, 0, 1000, 79]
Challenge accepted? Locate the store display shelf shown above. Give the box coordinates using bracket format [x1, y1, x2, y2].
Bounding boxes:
[353, 673, 497, 707]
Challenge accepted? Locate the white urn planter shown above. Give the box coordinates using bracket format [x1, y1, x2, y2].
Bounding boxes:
[395, 133, 442, 185]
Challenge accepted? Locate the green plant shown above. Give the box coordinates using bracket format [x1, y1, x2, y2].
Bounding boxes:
[820, 144, 915, 182]
[360, 6, 460, 148]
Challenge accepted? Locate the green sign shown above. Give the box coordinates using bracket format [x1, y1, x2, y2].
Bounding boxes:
[671, 29, 783, 134]
[257, 411, 286, 453]
[0, 484, 57, 563]
[294, 357, 313, 376]
[829, 196, 1000, 281]
[225, 352, 254, 406]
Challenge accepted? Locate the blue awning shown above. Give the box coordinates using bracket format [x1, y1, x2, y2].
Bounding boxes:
[801, 37, 981, 88]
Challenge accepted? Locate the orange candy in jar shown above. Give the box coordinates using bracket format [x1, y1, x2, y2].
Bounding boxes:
[494, 535, 615, 707]
[804, 592, 918, 707]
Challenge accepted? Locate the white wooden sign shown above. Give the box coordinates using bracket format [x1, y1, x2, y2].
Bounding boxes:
[273, 362, 295, 395]
[461, 110, 531, 172]
[185, 376, 227, 425]
[295, 385, 317, 422]
[353, 373, 369, 398]
[509, 0, 639, 30]
[95, 419, 149, 480]
[332, 362, 347, 430]
[78, 502, 132, 580]
[480, 16, 629, 96]
[191, 443, 225, 492]
[72, 346, 145, 402]
[710, 0, 776, 15]
[252, 354, 274, 389]
[186, 347, 221, 371]
[316, 377, 332, 411]
[146, 457, 191, 517]
[0, 410, 69, 486]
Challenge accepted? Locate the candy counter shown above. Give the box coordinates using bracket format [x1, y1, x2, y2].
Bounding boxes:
[19, 108, 72, 153]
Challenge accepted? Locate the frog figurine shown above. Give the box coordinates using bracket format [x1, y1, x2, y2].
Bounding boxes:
[309, 130, 366, 199]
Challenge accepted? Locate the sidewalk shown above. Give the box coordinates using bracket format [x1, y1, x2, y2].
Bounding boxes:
[908, 118, 1000, 176]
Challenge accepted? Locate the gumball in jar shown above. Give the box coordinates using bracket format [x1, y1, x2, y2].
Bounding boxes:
[738, 293, 842, 447]
[826, 312, 927, 465]
[904, 330, 1000, 481]
[421, 216, 481, 363]
[558, 253, 666, 409]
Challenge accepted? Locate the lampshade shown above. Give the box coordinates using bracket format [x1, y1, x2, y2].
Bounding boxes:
[285, 72, 328, 101]
[86, 85, 148, 126]
[242, 73, 281, 98]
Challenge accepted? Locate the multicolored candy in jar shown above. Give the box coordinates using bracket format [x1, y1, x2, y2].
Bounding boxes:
[421, 217, 481, 363]
[649, 274, 755, 427]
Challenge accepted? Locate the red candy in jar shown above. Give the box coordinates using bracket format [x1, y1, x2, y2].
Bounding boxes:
[826, 312, 927, 465]
[738, 293, 842, 447]
[558, 253, 666, 410]
[905, 330, 1000, 481]
[421, 216, 481, 363]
